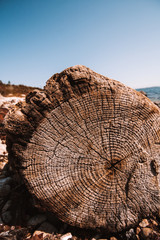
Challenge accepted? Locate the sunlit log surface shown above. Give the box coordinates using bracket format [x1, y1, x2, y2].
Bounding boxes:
[4, 65, 160, 232]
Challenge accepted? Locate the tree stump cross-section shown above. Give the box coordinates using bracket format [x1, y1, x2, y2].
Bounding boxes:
[4, 65, 160, 232]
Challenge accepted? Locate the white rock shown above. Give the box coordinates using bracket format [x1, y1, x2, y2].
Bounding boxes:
[0, 94, 25, 109]
[60, 232, 72, 240]
[33, 230, 51, 238]
[0, 139, 7, 156]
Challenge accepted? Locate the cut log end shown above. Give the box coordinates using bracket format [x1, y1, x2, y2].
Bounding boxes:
[4, 65, 160, 232]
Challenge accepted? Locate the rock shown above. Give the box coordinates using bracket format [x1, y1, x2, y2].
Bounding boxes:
[0, 199, 4, 212]
[139, 219, 149, 228]
[0, 216, 3, 224]
[150, 219, 158, 226]
[1, 210, 12, 224]
[3, 225, 11, 231]
[154, 101, 160, 108]
[0, 231, 13, 238]
[0, 184, 11, 197]
[0, 172, 7, 179]
[140, 227, 153, 238]
[59, 223, 68, 234]
[38, 221, 57, 233]
[0, 177, 12, 185]
[139, 90, 147, 96]
[60, 233, 72, 240]
[95, 239, 108, 240]
[0, 224, 3, 233]
[72, 237, 78, 240]
[110, 237, 117, 240]
[10, 226, 16, 230]
[0, 177, 12, 197]
[2, 200, 12, 213]
[126, 228, 136, 240]
[27, 214, 47, 227]
[1, 201, 12, 224]
[136, 227, 141, 235]
[91, 234, 102, 240]
[33, 230, 52, 239]
[45, 211, 62, 228]
[0, 226, 31, 240]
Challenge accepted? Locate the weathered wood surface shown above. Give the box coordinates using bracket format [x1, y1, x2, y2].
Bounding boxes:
[4, 65, 160, 232]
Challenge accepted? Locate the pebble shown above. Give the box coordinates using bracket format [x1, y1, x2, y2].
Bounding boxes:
[27, 214, 47, 226]
[150, 219, 158, 226]
[136, 235, 140, 240]
[60, 232, 72, 240]
[72, 237, 78, 240]
[0, 231, 12, 238]
[139, 218, 149, 228]
[0, 217, 3, 225]
[126, 228, 136, 240]
[97, 239, 108, 240]
[141, 227, 153, 238]
[33, 230, 52, 238]
[0, 224, 3, 232]
[3, 225, 10, 231]
[10, 226, 16, 230]
[136, 226, 141, 235]
[91, 234, 102, 239]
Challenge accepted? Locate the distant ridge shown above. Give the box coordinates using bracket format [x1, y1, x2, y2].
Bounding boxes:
[0, 79, 160, 103]
[136, 86, 160, 103]
[0, 80, 42, 97]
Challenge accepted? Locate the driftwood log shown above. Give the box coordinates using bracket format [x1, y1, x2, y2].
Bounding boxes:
[4, 65, 160, 232]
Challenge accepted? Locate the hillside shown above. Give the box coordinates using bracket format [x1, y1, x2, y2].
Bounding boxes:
[136, 86, 160, 103]
[0, 80, 42, 97]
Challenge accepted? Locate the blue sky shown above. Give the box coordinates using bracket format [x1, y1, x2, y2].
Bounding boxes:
[0, 0, 160, 88]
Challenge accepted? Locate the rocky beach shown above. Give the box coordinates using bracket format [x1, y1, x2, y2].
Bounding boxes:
[0, 79, 160, 240]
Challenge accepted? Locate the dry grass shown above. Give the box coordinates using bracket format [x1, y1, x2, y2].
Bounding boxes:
[0, 80, 42, 97]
